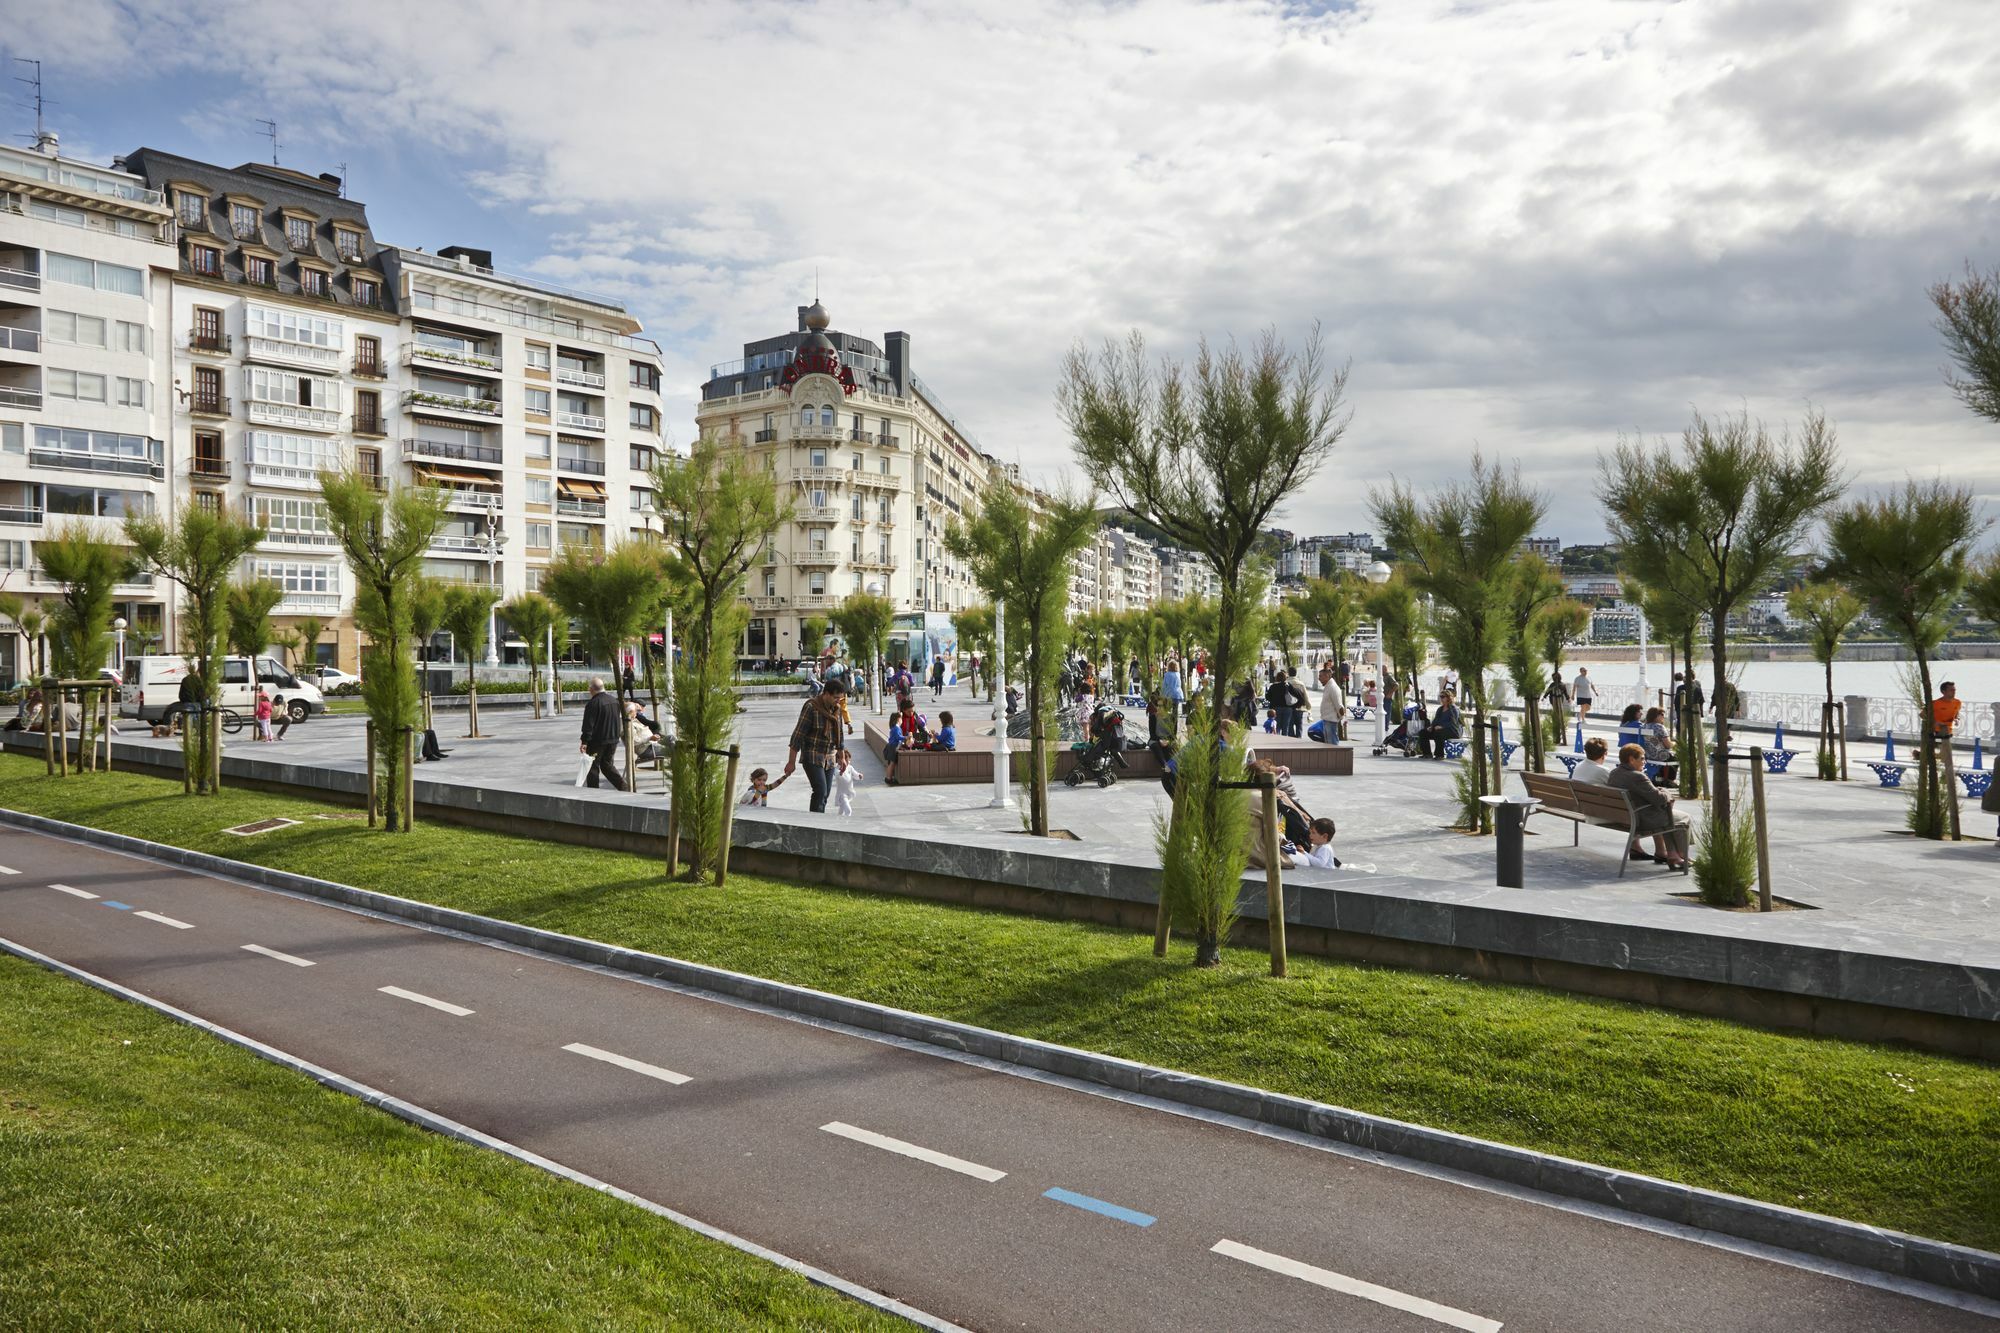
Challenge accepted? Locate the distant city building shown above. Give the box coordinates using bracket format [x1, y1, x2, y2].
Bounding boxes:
[1524, 536, 1561, 559]
[695, 301, 988, 660]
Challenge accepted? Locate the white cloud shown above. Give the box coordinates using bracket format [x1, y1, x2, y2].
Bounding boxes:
[25, 0, 2000, 537]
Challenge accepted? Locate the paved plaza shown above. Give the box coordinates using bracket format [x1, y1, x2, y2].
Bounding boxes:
[107, 679, 2000, 974]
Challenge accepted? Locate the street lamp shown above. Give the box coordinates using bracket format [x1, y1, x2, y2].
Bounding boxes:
[1363, 561, 1392, 748]
[112, 616, 127, 674]
[481, 512, 506, 668]
[865, 579, 884, 714]
[989, 599, 1012, 809]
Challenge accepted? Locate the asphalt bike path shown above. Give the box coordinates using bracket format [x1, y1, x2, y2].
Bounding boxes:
[0, 828, 1988, 1332]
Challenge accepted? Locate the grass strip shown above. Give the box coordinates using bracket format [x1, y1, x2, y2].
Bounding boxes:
[0, 954, 901, 1331]
[3, 752, 1996, 1253]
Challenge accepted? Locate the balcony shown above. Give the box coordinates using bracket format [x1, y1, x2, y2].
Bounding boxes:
[0, 327, 41, 354]
[555, 365, 605, 388]
[189, 458, 231, 482]
[794, 549, 840, 568]
[749, 595, 785, 611]
[184, 332, 231, 356]
[849, 429, 875, 443]
[402, 437, 502, 467]
[276, 592, 342, 616]
[407, 342, 502, 375]
[31, 446, 165, 481]
[247, 399, 340, 431]
[351, 413, 387, 439]
[421, 570, 500, 591]
[0, 505, 43, 525]
[244, 337, 339, 372]
[556, 497, 606, 519]
[28, 566, 155, 590]
[879, 433, 902, 450]
[753, 429, 777, 443]
[796, 421, 841, 441]
[259, 528, 340, 550]
[855, 472, 904, 492]
[352, 353, 387, 380]
[796, 506, 843, 524]
[0, 386, 41, 410]
[0, 266, 40, 291]
[555, 453, 605, 476]
[555, 410, 604, 432]
[187, 394, 230, 419]
[791, 466, 848, 486]
[438, 488, 502, 512]
[853, 557, 896, 573]
[404, 388, 501, 418]
[428, 533, 496, 553]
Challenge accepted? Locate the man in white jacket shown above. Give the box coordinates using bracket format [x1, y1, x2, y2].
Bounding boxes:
[1317, 663, 1347, 744]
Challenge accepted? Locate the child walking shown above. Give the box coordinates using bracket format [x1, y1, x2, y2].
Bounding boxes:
[740, 767, 789, 806]
[834, 748, 862, 815]
[254, 687, 275, 742]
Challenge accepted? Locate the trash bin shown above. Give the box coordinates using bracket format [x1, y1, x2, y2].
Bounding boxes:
[1478, 795, 1538, 889]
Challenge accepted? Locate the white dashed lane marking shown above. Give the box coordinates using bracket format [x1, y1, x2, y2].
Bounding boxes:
[49, 883, 97, 899]
[819, 1121, 1008, 1183]
[562, 1042, 691, 1085]
[134, 910, 195, 930]
[1211, 1239, 1503, 1333]
[242, 943, 315, 968]
[378, 985, 474, 1017]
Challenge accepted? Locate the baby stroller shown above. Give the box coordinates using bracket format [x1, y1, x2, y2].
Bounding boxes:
[1379, 702, 1425, 757]
[1066, 703, 1129, 787]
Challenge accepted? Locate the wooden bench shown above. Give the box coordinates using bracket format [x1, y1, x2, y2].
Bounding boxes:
[1518, 771, 1689, 878]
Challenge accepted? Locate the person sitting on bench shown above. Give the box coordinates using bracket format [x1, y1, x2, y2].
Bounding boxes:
[1605, 742, 1688, 869]
[1572, 736, 1612, 784]
[1420, 691, 1461, 760]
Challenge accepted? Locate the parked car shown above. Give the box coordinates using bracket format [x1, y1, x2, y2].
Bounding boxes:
[119, 654, 328, 725]
[310, 665, 359, 689]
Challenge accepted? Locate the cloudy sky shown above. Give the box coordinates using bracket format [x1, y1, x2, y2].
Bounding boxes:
[10, 0, 1998, 543]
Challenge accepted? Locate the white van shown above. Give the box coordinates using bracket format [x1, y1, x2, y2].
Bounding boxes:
[121, 655, 327, 725]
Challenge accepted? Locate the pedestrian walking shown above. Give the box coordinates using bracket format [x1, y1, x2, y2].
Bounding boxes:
[1572, 668, 1595, 726]
[579, 677, 626, 790]
[834, 748, 862, 815]
[783, 676, 846, 811]
[930, 655, 946, 701]
[1317, 664, 1346, 743]
[1284, 671, 1309, 737]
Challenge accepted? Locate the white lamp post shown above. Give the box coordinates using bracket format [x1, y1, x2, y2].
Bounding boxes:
[112, 616, 127, 673]
[1364, 561, 1392, 747]
[989, 598, 1012, 809]
[660, 606, 675, 739]
[482, 513, 505, 668]
[544, 623, 557, 716]
[1635, 604, 1651, 709]
[865, 580, 884, 714]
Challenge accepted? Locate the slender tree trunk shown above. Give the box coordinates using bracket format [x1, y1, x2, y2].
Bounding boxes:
[1711, 618, 1731, 828]
[1680, 629, 1700, 798]
[1027, 622, 1048, 837]
[1822, 657, 1835, 779]
[1471, 695, 1490, 833]
[1915, 651, 1941, 839]
[1525, 696, 1543, 773]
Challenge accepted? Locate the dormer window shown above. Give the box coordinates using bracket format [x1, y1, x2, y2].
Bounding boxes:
[335, 228, 364, 262]
[230, 202, 260, 240]
[351, 276, 379, 308]
[285, 216, 314, 251]
[300, 266, 327, 297]
[245, 254, 274, 286]
[175, 192, 205, 227]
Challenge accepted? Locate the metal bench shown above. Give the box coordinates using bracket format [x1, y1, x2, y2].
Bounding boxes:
[1554, 752, 1583, 776]
[1519, 771, 1689, 878]
[1864, 760, 1911, 788]
[1961, 769, 1993, 799]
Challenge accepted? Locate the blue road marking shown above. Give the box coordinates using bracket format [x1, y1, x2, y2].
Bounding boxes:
[1042, 1187, 1156, 1227]
[101, 901, 135, 910]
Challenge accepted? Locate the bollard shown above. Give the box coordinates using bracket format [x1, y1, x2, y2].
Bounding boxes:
[1574, 718, 1584, 751]
[1974, 736, 1985, 773]
[365, 721, 378, 827]
[1749, 747, 1772, 912]
[1773, 720, 1785, 751]
[1480, 795, 1533, 888]
[1883, 730, 1895, 763]
[715, 745, 741, 888]
[1262, 778, 1287, 979]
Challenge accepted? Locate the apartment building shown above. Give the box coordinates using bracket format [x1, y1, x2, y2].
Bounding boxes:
[695, 301, 988, 660]
[122, 147, 400, 669]
[0, 138, 175, 679]
[378, 246, 667, 642]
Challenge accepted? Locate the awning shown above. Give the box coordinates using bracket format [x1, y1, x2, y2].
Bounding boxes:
[558, 478, 606, 498]
[415, 464, 501, 488]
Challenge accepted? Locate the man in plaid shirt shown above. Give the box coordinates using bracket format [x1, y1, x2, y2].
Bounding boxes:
[783, 677, 848, 813]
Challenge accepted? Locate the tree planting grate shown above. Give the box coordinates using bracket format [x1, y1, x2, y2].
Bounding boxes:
[223, 818, 301, 837]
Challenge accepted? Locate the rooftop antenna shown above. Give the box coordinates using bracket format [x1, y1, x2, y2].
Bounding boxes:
[255, 118, 279, 166]
[338, 161, 348, 198]
[13, 57, 57, 155]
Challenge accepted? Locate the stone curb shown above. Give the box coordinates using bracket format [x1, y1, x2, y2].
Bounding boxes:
[3, 806, 1995, 1303]
[0, 934, 963, 1332]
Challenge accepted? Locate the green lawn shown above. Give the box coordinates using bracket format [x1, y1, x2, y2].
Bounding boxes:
[0, 955, 899, 1331]
[4, 753, 1998, 1254]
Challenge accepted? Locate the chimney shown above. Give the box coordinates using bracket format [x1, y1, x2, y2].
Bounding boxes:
[797, 305, 811, 333]
[318, 171, 342, 189]
[885, 331, 911, 397]
[34, 129, 59, 158]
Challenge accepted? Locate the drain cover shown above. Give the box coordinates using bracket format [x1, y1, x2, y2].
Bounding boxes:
[223, 818, 300, 836]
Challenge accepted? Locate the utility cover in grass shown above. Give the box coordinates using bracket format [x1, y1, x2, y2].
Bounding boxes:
[223, 818, 301, 836]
